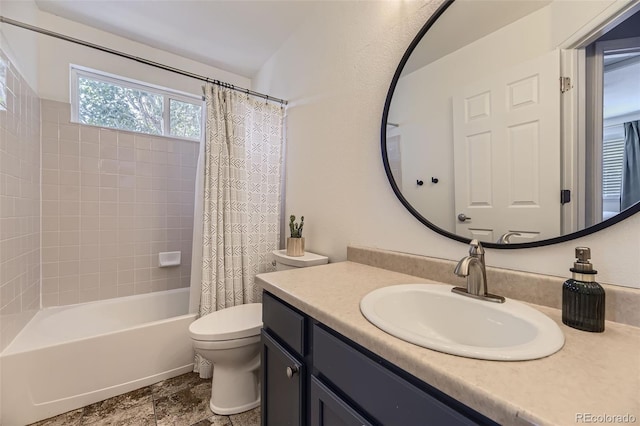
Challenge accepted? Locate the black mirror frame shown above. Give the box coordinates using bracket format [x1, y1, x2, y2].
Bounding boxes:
[381, 0, 640, 249]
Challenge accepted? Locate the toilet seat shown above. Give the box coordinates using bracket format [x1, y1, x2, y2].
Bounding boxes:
[189, 303, 262, 341]
[192, 335, 261, 351]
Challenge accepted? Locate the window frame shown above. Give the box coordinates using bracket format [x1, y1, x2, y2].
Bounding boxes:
[70, 64, 204, 141]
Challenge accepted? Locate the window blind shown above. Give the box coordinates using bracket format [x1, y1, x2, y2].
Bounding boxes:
[602, 125, 625, 199]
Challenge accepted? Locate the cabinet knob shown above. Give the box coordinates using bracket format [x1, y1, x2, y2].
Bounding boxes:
[286, 366, 299, 379]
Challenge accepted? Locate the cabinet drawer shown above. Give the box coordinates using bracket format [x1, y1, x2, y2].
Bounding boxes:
[263, 292, 306, 356]
[313, 325, 482, 426]
[310, 376, 373, 426]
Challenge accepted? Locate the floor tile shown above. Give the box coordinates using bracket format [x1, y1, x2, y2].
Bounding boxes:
[151, 372, 210, 400]
[80, 401, 155, 425]
[190, 415, 233, 426]
[26, 373, 263, 426]
[29, 408, 83, 426]
[229, 407, 260, 426]
[154, 380, 213, 426]
[80, 386, 153, 424]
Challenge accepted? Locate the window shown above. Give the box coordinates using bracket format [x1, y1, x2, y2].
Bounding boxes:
[70, 65, 203, 140]
[602, 124, 625, 216]
[0, 56, 7, 111]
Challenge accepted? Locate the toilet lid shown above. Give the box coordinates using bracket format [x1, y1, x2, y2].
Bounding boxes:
[189, 303, 262, 341]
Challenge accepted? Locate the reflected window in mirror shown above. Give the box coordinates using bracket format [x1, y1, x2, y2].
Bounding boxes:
[585, 15, 640, 225]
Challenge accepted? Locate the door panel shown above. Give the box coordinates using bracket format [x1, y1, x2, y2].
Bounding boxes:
[453, 50, 561, 242]
[467, 131, 493, 207]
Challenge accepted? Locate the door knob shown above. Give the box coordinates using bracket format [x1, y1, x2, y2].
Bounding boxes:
[286, 365, 299, 379]
[457, 213, 471, 222]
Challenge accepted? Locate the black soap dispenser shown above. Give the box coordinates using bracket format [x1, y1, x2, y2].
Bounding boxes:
[562, 247, 605, 332]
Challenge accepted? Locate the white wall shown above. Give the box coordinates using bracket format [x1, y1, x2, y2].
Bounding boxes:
[254, 0, 640, 289]
[0, 0, 39, 91]
[388, 66, 456, 231]
[34, 10, 251, 103]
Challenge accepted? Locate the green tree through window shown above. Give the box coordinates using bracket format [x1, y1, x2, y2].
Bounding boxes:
[170, 98, 202, 139]
[74, 67, 202, 140]
[78, 77, 163, 135]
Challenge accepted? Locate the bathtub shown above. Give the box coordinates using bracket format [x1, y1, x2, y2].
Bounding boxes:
[0, 288, 197, 426]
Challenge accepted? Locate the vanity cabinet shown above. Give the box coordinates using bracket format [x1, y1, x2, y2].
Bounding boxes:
[262, 292, 498, 426]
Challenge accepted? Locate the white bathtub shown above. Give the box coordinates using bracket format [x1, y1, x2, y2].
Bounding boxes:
[0, 288, 197, 426]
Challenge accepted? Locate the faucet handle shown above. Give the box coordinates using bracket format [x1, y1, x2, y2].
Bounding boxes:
[497, 232, 522, 244]
[468, 239, 484, 255]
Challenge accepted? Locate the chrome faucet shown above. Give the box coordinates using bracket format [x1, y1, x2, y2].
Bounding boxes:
[453, 239, 505, 303]
[496, 231, 521, 244]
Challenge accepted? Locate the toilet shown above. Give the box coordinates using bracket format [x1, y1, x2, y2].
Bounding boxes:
[272, 249, 329, 271]
[189, 303, 263, 415]
[188, 250, 327, 415]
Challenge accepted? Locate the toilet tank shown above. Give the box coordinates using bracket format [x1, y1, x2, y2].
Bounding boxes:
[272, 250, 328, 271]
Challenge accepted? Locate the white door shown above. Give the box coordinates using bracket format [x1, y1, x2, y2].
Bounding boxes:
[453, 50, 561, 243]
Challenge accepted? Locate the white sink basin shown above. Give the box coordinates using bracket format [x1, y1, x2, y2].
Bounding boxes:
[360, 284, 564, 361]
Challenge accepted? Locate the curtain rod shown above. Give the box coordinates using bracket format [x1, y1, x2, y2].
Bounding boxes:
[0, 16, 288, 105]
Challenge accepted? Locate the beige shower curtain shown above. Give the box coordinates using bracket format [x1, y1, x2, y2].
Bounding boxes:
[193, 84, 284, 378]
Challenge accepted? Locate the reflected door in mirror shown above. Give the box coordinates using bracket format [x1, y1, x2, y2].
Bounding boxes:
[453, 50, 561, 243]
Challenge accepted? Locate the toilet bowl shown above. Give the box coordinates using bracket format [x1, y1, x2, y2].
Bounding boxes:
[189, 303, 262, 415]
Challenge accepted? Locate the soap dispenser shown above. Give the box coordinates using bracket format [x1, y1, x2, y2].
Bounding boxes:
[562, 247, 605, 332]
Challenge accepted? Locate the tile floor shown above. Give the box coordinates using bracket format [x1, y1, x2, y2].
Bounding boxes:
[30, 373, 260, 426]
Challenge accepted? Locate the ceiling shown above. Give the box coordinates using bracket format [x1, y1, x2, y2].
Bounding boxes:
[34, 0, 319, 78]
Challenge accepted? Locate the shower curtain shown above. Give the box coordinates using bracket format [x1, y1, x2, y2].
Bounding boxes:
[191, 84, 285, 378]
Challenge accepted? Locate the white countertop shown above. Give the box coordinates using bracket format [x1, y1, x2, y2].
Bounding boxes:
[256, 261, 640, 426]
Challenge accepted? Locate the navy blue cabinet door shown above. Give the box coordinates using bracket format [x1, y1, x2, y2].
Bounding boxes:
[261, 330, 303, 426]
[310, 376, 373, 426]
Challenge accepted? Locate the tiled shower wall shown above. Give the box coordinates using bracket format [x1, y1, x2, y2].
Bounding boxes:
[0, 50, 41, 351]
[40, 100, 197, 307]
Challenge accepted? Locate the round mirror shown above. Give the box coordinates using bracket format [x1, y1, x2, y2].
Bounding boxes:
[382, 0, 640, 249]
